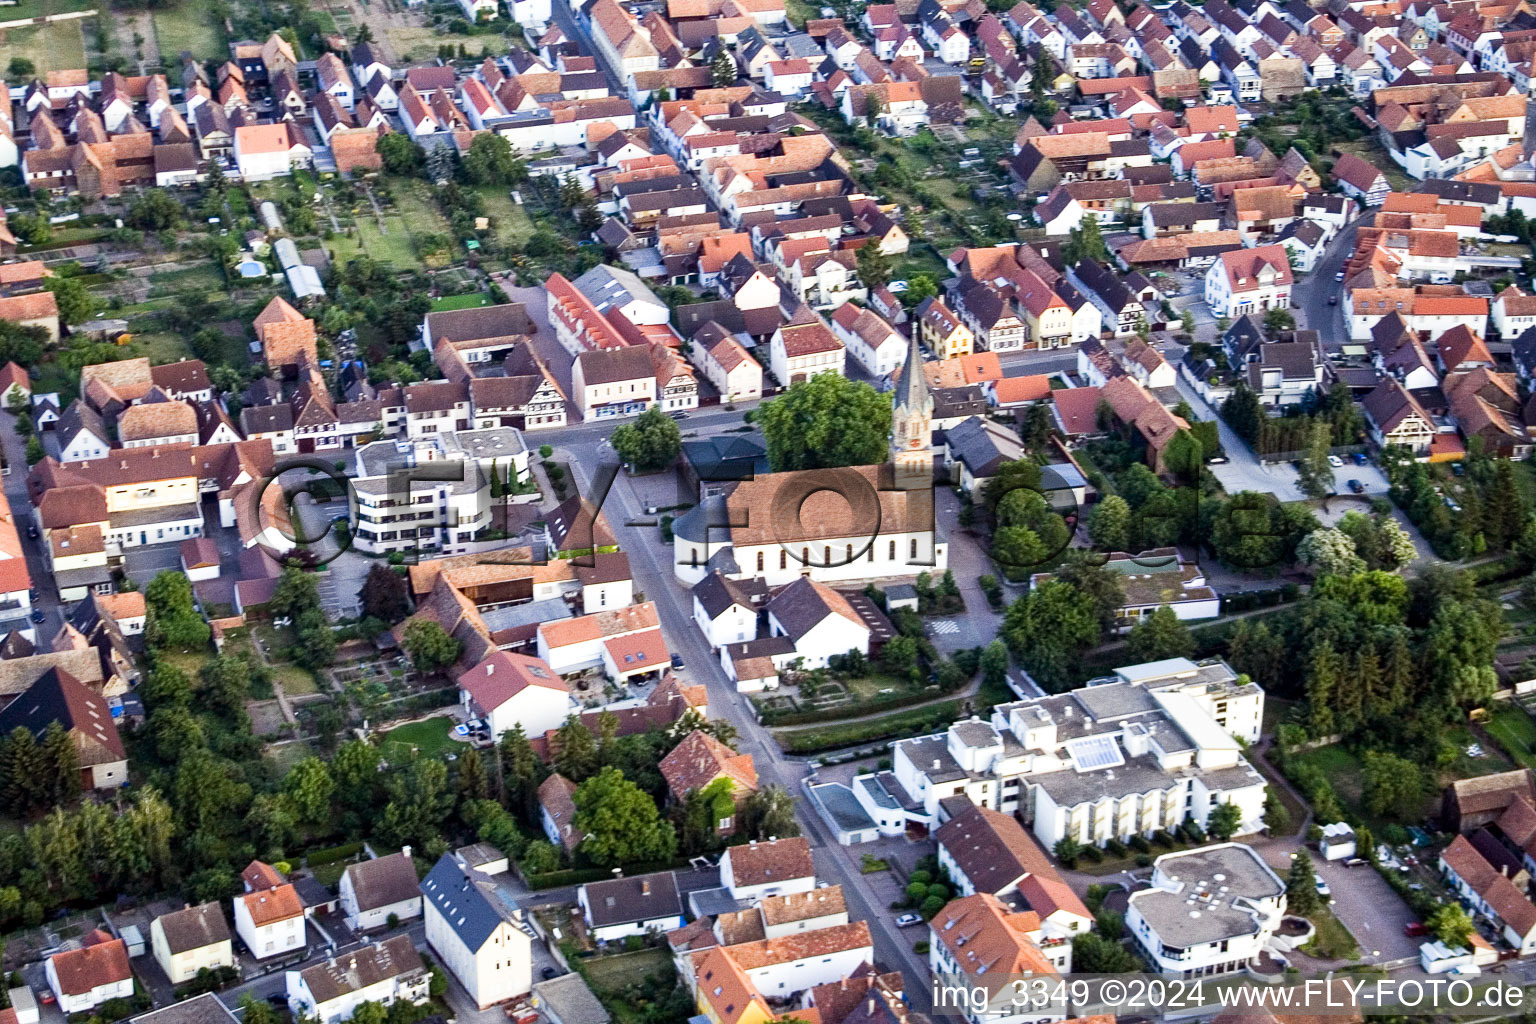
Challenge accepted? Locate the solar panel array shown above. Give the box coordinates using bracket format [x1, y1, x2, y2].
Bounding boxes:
[1066, 734, 1126, 773]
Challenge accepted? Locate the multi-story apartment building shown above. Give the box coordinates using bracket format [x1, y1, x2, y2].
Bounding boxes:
[349, 430, 526, 557]
[1127, 843, 1287, 977]
[890, 659, 1267, 849]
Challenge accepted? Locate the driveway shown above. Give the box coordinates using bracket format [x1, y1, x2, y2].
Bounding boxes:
[1310, 856, 1422, 965]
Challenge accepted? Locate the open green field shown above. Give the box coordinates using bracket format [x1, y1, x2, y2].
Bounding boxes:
[476, 188, 536, 249]
[583, 948, 673, 993]
[379, 716, 461, 760]
[0, 0, 94, 22]
[152, 0, 225, 60]
[271, 663, 319, 696]
[329, 215, 420, 269]
[0, 18, 86, 73]
[1485, 704, 1536, 770]
[431, 292, 493, 312]
[266, 739, 315, 774]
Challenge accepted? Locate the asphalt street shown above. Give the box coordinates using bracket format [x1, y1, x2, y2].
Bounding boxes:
[559, 448, 941, 1012]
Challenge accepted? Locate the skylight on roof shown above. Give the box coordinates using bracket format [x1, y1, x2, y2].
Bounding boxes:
[1066, 735, 1125, 773]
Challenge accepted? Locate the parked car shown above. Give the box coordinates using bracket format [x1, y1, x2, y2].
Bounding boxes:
[541, 966, 559, 980]
[1328, 455, 1344, 468]
[670, 653, 685, 669]
[1404, 922, 1430, 937]
[1348, 479, 1364, 494]
[671, 411, 689, 420]
[895, 913, 923, 927]
[1335, 271, 1346, 282]
[1315, 878, 1331, 897]
[1353, 452, 1368, 465]
[29, 609, 44, 624]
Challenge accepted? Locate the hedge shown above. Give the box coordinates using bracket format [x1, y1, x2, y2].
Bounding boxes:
[758, 685, 947, 727]
[305, 841, 364, 866]
[775, 700, 964, 755]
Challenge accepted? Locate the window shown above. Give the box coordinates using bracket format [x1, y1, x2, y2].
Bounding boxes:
[889, 540, 896, 560]
[910, 538, 918, 559]
[780, 550, 787, 570]
[757, 551, 765, 571]
[823, 545, 831, 565]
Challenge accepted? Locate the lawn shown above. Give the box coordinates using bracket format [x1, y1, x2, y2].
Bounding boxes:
[328, 215, 421, 270]
[1305, 905, 1360, 961]
[266, 740, 314, 774]
[0, 0, 95, 18]
[431, 292, 493, 312]
[379, 717, 461, 760]
[152, 0, 225, 61]
[476, 188, 536, 250]
[0, 19, 86, 74]
[1288, 744, 1365, 817]
[775, 699, 963, 754]
[582, 948, 674, 994]
[155, 647, 215, 680]
[271, 663, 319, 696]
[1484, 704, 1536, 770]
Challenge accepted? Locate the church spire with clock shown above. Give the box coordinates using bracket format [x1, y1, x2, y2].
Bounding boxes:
[891, 328, 934, 479]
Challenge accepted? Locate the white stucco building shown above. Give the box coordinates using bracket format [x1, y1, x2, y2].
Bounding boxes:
[421, 854, 533, 1010]
[1127, 843, 1287, 978]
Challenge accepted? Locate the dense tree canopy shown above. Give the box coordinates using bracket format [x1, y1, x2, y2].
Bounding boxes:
[759, 374, 892, 471]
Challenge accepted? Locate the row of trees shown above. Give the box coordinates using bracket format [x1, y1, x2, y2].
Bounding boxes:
[1388, 443, 1534, 561]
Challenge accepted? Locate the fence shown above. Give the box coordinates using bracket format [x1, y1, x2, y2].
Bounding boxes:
[1257, 444, 1367, 465]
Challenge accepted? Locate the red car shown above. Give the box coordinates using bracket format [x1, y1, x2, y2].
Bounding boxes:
[1404, 922, 1429, 937]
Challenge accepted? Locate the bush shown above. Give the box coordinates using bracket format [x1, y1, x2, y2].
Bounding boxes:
[1129, 835, 1151, 853]
[1105, 838, 1127, 857]
[1135, 854, 1152, 867]
[913, 940, 930, 954]
[305, 841, 363, 866]
[1081, 844, 1104, 863]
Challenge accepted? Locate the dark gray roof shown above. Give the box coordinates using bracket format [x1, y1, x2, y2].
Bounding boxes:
[581, 871, 682, 927]
[767, 577, 858, 642]
[421, 854, 521, 952]
[240, 403, 294, 434]
[58, 399, 107, 447]
[944, 416, 1024, 479]
[693, 571, 768, 619]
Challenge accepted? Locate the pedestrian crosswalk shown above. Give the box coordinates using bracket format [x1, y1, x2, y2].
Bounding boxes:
[930, 620, 961, 635]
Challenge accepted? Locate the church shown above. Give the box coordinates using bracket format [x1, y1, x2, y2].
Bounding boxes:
[672, 332, 949, 586]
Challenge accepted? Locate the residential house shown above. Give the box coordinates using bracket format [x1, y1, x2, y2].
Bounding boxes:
[456, 651, 571, 741]
[720, 837, 816, 902]
[420, 853, 533, 1009]
[150, 903, 235, 987]
[0, 668, 126, 789]
[285, 935, 429, 1024]
[46, 936, 133, 1015]
[578, 873, 685, 943]
[340, 849, 424, 932]
[1204, 244, 1293, 318]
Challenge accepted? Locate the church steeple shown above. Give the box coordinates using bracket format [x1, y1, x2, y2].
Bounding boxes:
[891, 329, 934, 475]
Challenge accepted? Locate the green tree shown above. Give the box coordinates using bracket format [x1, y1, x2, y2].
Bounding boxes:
[270, 566, 321, 622]
[1361, 750, 1425, 820]
[360, 564, 411, 624]
[552, 716, 599, 782]
[144, 571, 211, 651]
[905, 274, 938, 306]
[1062, 219, 1109, 266]
[43, 276, 93, 327]
[0, 727, 46, 816]
[461, 132, 527, 186]
[1262, 788, 1290, 834]
[377, 134, 427, 176]
[759, 374, 892, 471]
[522, 840, 561, 874]
[856, 243, 893, 289]
[1285, 849, 1319, 915]
[573, 766, 678, 867]
[1053, 551, 1127, 638]
[881, 634, 919, 677]
[1071, 931, 1140, 972]
[7, 57, 34, 78]
[1206, 801, 1242, 842]
[401, 619, 463, 673]
[1002, 581, 1101, 691]
[1128, 606, 1194, 662]
[499, 723, 544, 817]
[1263, 307, 1295, 331]
[979, 640, 1010, 691]
[710, 47, 738, 87]
[125, 189, 186, 231]
[1221, 383, 1265, 446]
[610, 407, 683, 472]
[1296, 419, 1335, 501]
[738, 785, 799, 840]
[282, 757, 334, 825]
[1296, 527, 1365, 577]
[1162, 428, 1204, 484]
[376, 758, 453, 850]
[1087, 494, 1131, 552]
[23, 436, 41, 466]
[1426, 903, 1474, 949]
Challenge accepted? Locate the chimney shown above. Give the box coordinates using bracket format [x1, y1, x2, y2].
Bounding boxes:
[641, 879, 651, 896]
